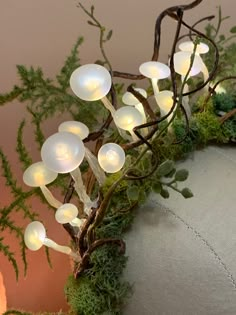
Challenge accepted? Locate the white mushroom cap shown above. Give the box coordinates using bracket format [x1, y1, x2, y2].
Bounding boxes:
[24, 221, 46, 251]
[23, 161, 58, 187]
[70, 64, 112, 101]
[41, 132, 85, 174]
[55, 203, 79, 224]
[122, 88, 147, 106]
[98, 143, 125, 173]
[173, 51, 203, 77]
[139, 61, 170, 79]
[179, 41, 209, 54]
[58, 121, 89, 140]
[113, 106, 143, 131]
[155, 90, 174, 110]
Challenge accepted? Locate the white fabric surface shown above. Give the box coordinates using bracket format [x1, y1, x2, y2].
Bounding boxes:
[124, 146, 236, 315]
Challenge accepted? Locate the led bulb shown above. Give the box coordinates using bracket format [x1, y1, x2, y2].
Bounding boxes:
[41, 132, 85, 174]
[58, 121, 89, 140]
[113, 106, 143, 131]
[98, 143, 125, 173]
[70, 64, 112, 101]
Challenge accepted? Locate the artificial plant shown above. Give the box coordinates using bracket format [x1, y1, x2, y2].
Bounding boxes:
[0, 0, 236, 314]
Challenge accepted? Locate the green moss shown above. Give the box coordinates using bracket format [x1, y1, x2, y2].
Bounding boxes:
[213, 93, 236, 112]
[190, 111, 226, 144]
[65, 275, 105, 315]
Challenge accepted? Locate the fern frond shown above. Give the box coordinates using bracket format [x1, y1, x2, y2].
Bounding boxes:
[0, 190, 35, 220]
[57, 37, 84, 90]
[0, 237, 19, 280]
[0, 148, 22, 196]
[16, 120, 33, 170]
[0, 86, 23, 106]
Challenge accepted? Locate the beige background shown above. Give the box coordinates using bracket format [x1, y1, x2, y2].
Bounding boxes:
[0, 0, 235, 312]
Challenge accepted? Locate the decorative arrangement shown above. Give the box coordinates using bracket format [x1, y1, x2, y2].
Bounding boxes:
[1, 0, 236, 314]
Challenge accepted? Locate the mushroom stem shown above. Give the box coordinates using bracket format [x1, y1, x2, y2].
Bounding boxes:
[40, 186, 62, 209]
[43, 238, 79, 260]
[129, 130, 139, 141]
[101, 96, 131, 141]
[85, 148, 106, 186]
[135, 103, 148, 136]
[181, 76, 192, 119]
[71, 217, 85, 228]
[199, 57, 209, 91]
[70, 167, 97, 215]
[101, 96, 116, 116]
[151, 78, 159, 97]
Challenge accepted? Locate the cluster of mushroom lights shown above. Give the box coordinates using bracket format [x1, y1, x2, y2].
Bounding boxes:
[24, 40, 210, 259]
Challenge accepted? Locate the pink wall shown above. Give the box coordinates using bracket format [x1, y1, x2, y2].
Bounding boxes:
[0, 0, 235, 312]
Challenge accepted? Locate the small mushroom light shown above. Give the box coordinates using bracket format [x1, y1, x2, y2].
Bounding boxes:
[113, 106, 143, 141]
[155, 90, 175, 121]
[98, 143, 125, 173]
[122, 88, 147, 122]
[179, 41, 210, 90]
[139, 61, 170, 97]
[41, 131, 85, 174]
[58, 121, 106, 185]
[41, 132, 95, 215]
[58, 121, 89, 140]
[55, 203, 85, 228]
[173, 51, 202, 118]
[70, 64, 115, 115]
[122, 88, 148, 136]
[24, 221, 79, 259]
[23, 161, 61, 209]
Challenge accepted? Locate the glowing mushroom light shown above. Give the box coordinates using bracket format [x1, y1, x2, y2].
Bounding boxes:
[113, 106, 143, 141]
[155, 90, 175, 121]
[55, 203, 85, 228]
[23, 161, 62, 209]
[41, 131, 95, 215]
[24, 221, 79, 259]
[139, 61, 170, 97]
[98, 143, 125, 174]
[173, 51, 203, 118]
[58, 121, 106, 185]
[179, 41, 210, 90]
[70, 64, 115, 116]
[122, 88, 147, 122]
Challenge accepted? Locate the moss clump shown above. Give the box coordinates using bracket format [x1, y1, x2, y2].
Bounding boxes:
[65, 275, 106, 315]
[213, 93, 236, 112]
[64, 246, 131, 315]
[190, 111, 226, 144]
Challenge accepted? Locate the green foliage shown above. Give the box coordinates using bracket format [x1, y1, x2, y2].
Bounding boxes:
[16, 120, 33, 170]
[181, 188, 194, 199]
[203, 7, 236, 90]
[65, 245, 131, 315]
[0, 237, 19, 280]
[212, 93, 236, 112]
[57, 37, 84, 91]
[175, 169, 189, 182]
[65, 275, 106, 315]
